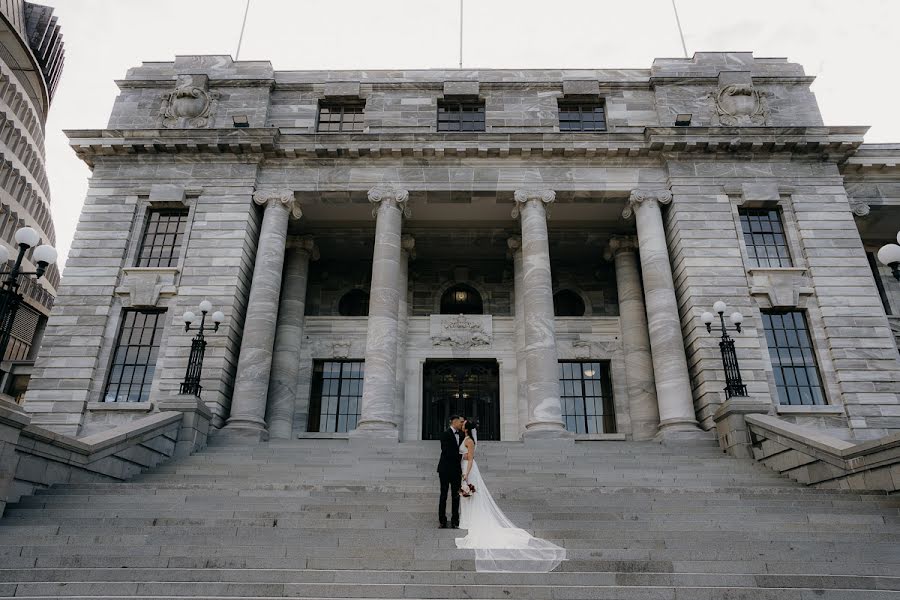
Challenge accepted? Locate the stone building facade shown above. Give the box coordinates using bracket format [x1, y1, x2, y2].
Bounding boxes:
[21, 52, 900, 444]
[0, 1, 63, 391]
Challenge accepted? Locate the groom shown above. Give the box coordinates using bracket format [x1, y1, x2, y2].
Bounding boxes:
[437, 414, 465, 529]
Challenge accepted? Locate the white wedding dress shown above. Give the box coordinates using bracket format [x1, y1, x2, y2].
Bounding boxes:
[454, 440, 566, 572]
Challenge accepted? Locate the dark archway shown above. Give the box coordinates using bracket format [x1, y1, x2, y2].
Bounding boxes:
[338, 289, 369, 316]
[553, 289, 586, 317]
[440, 283, 483, 315]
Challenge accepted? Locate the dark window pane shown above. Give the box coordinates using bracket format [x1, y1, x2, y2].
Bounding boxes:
[437, 101, 485, 132]
[308, 360, 365, 433]
[317, 103, 366, 133]
[136, 209, 188, 268]
[761, 310, 826, 406]
[557, 102, 606, 132]
[103, 309, 166, 403]
[558, 361, 616, 434]
[738, 208, 792, 268]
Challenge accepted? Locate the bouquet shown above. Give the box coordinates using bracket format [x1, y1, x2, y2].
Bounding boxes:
[459, 479, 476, 497]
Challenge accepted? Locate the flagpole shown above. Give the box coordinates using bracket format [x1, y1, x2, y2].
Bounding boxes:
[459, 0, 463, 69]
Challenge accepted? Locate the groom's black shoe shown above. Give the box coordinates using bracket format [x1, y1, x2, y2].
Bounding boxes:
[439, 522, 448, 529]
[450, 524, 459, 529]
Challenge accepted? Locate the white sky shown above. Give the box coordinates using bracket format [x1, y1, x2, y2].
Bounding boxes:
[35, 0, 900, 269]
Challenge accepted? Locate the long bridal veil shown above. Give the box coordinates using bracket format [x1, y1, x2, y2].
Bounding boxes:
[455, 457, 566, 573]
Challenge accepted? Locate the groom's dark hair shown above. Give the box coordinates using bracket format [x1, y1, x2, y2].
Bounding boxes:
[449, 414, 461, 422]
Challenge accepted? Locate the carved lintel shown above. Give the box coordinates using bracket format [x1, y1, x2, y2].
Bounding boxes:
[747, 267, 813, 309]
[368, 185, 410, 218]
[429, 314, 493, 348]
[622, 189, 673, 220]
[566, 338, 621, 360]
[115, 267, 179, 308]
[253, 189, 302, 219]
[332, 340, 352, 359]
[850, 201, 870, 218]
[512, 189, 555, 219]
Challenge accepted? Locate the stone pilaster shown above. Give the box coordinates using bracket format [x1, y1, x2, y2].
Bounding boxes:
[623, 189, 702, 436]
[513, 189, 569, 438]
[265, 236, 317, 439]
[606, 235, 660, 440]
[394, 235, 414, 440]
[353, 186, 409, 439]
[507, 235, 529, 439]
[224, 189, 301, 441]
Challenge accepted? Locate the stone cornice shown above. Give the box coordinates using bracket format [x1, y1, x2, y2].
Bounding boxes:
[65, 126, 868, 167]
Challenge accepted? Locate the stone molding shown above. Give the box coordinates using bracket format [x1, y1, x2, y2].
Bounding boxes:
[430, 314, 492, 348]
[368, 185, 410, 218]
[747, 267, 813, 309]
[506, 235, 522, 258]
[114, 267, 179, 308]
[512, 189, 555, 219]
[849, 200, 870, 217]
[401, 234, 416, 259]
[288, 235, 320, 260]
[564, 338, 622, 360]
[253, 189, 302, 219]
[622, 189, 673, 219]
[604, 234, 638, 260]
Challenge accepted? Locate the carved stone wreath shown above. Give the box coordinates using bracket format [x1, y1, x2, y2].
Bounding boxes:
[712, 84, 767, 126]
[430, 314, 492, 348]
[160, 75, 219, 128]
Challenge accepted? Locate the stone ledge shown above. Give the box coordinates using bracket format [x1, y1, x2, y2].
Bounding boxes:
[86, 401, 154, 412]
[775, 404, 845, 415]
[574, 433, 627, 441]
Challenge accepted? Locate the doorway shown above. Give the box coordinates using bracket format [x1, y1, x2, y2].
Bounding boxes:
[422, 359, 500, 440]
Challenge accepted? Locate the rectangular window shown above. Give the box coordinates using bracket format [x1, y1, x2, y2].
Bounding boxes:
[135, 209, 188, 268]
[739, 208, 793, 268]
[308, 360, 364, 433]
[317, 102, 365, 132]
[2, 303, 39, 361]
[761, 311, 826, 406]
[558, 101, 606, 132]
[103, 309, 166, 403]
[437, 100, 485, 132]
[558, 361, 616, 434]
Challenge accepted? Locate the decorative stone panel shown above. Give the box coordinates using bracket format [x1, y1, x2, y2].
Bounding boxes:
[747, 267, 813, 309]
[430, 314, 492, 348]
[562, 79, 600, 97]
[159, 74, 219, 128]
[115, 267, 179, 308]
[443, 81, 479, 97]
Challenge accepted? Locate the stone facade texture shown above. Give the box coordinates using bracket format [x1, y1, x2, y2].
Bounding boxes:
[21, 52, 900, 442]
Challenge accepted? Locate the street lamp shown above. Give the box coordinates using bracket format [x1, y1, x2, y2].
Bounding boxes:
[179, 300, 224, 397]
[0, 227, 57, 361]
[701, 301, 748, 399]
[877, 230, 900, 281]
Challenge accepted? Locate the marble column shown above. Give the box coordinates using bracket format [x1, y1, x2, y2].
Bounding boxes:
[606, 235, 660, 440]
[265, 235, 318, 439]
[352, 185, 409, 439]
[225, 189, 302, 441]
[623, 189, 701, 435]
[507, 236, 529, 439]
[394, 235, 415, 440]
[513, 189, 569, 438]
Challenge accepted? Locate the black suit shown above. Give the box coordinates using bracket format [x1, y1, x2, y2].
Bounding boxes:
[437, 427, 464, 526]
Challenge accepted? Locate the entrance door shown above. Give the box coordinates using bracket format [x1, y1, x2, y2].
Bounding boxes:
[423, 359, 500, 440]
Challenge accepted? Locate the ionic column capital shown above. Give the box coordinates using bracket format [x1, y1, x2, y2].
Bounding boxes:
[512, 189, 555, 219]
[401, 234, 416, 259]
[368, 185, 410, 218]
[622, 189, 673, 220]
[604, 234, 639, 261]
[253, 189, 302, 219]
[288, 235, 320, 260]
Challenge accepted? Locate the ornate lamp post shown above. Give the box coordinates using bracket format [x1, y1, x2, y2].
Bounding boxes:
[877, 231, 900, 281]
[701, 301, 748, 399]
[179, 300, 224, 397]
[0, 227, 57, 361]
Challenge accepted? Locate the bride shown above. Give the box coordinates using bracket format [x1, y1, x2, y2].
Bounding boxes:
[454, 419, 566, 573]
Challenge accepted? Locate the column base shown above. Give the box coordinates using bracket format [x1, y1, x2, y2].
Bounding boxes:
[220, 415, 269, 443]
[654, 418, 715, 443]
[349, 421, 400, 444]
[522, 422, 576, 441]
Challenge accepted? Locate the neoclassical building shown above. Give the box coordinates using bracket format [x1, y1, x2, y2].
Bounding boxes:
[21, 53, 900, 445]
[0, 1, 63, 396]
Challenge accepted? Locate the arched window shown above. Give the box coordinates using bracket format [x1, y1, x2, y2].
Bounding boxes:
[440, 283, 483, 315]
[338, 289, 369, 316]
[553, 289, 586, 317]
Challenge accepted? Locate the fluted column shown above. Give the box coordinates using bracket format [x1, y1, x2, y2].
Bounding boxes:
[507, 236, 529, 439]
[394, 235, 415, 439]
[225, 189, 302, 441]
[513, 189, 569, 438]
[353, 185, 409, 439]
[606, 235, 660, 440]
[623, 189, 701, 435]
[265, 236, 318, 439]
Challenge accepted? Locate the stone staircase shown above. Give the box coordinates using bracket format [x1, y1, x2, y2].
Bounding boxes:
[1, 437, 899, 599]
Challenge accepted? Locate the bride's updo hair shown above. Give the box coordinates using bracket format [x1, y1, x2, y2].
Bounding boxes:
[463, 418, 479, 439]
